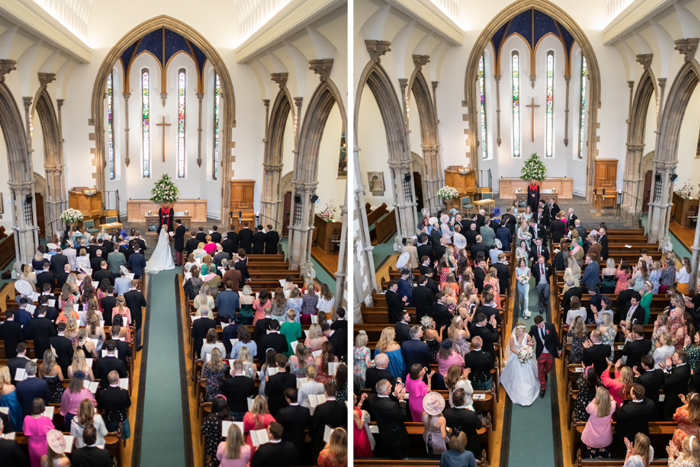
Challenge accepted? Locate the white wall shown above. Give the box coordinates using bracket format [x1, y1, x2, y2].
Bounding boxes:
[315, 102, 346, 215]
[675, 85, 700, 190]
[357, 84, 392, 208]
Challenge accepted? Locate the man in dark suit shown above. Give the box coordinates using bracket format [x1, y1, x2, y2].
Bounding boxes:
[663, 350, 692, 420]
[326, 324, 347, 361]
[265, 225, 280, 254]
[0, 417, 26, 466]
[234, 250, 251, 287]
[226, 227, 240, 250]
[330, 307, 348, 332]
[368, 379, 409, 459]
[545, 198, 560, 225]
[15, 362, 50, 419]
[469, 314, 499, 358]
[429, 219, 442, 247]
[7, 343, 31, 385]
[365, 354, 396, 393]
[614, 383, 656, 448]
[90, 250, 105, 272]
[309, 381, 346, 460]
[185, 231, 200, 256]
[615, 278, 637, 322]
[473, 259, 487, 293]
[71, 424, 113, 467]
[93, 260, 115, 285]
[598, 227, 609, 261]
[528, 237, 550, 264]
[250, 422, 297, 467]
[13, 299, 32, 328]
[259, 320, 289, 356]
[635, 356, 665, 406]
[252, 225, 266, 254]
[581, 254, 601, 291]
[100, 287, 117, 327]
[565, 208, 578, 230]
[124, 281, 147, 350]
[209, 225, 222, 244]
[276, 388, 311, 462]
[191, 314, 217, 359]
[582, 330, 612, 376]
[0, 310, 23, 359]
[238, 222, 254, 254]
[464, 336, 495, 390]
[431, 294, 453, 339]
[621, 294, 646, 329]
[529, 315, 562, 397]
[26, 307, 55, 358]
[252, 309, 273, 346]
[384, 281, 406, 324]
[50, 248, 68, 274]
[550, 212, 567, 244]
[265, 354, 297, 417]
[195, 226, 207, 243]
[443, 388, 483, 456]
[464, 223, 478, 248]
[561, 283, 583, 313]
[493, 253, 511, 292]
[529, 219, 547, 245]
[222, 361, 257, 420]
[401, 326, 432, 375]
[49, 322, 73, 376]
[93, 340, 127, 389]
[470, 236, 490, 263]
[417, 235, 433, 263]
[496, 222, 512, 252]
[503, 207, 517, 234]
[109, 325, 133, 367]
[36, 294, 58, 321]
[97, 371, 132, 433]
[476, 293, 501, 325]
[221, 234, 236, 256]
[531, 256, 553, 315]
[412, 275, 435, 321]
[36, 262, 55, 291]
[55, 263, 71, 290]
[127, 247, 146, 279]
[394, 311, 411, 344]
[173, 219, 186, 266]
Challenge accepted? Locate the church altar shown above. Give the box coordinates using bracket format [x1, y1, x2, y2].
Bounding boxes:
[144, 213, 191, 235]
[127, 199, 207, 223]
[498, 177, 573, 200]
[515, 190, 559, 204]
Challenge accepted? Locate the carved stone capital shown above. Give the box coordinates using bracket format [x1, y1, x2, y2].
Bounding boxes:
[387, 159, 412, 172]
[365, 40, 391, 63]
[658, 78, 667, 90]
[309, 59, 334, 82]
[270, 72, 288, 89]
[38, 72, 56, 87]
[398, 78, 408, 94]
[636, 54, 653, 70]
[0, 60, 16, 82]
[412, 54, 430, 69]
[431, 81, 438, 91]
[196, 93, 204, 101]
[291, 180, 319, 194]
[56, 99, 64, 109]
[494, 74, 501, 82]
[293, 97, 303, 109]
[263, 163, 284, 173]
[262, 99, 270, 108]
[123, 92, 131, 100]
[22, 97, 32, 111]
[564, 75, 572, 83]
[160, 92, 167, 107]
[530, 74, 536, 89]
[674, 38, 699, 62]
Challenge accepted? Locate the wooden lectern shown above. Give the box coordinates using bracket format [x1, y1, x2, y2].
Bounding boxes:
[444, 166, 477, 197]
[229, 180, 256, 231]
[68, 187, 102, 227]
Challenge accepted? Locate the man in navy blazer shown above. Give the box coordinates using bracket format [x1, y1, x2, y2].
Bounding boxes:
[15, 361, 50, 419]
[581, 253, 601, 291]
[401, 326, 432, 379]
[127, 247, 146, 279]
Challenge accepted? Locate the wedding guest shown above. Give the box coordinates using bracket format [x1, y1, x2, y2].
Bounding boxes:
[202, 396, 234, 466]
[217, 423, 251, 467]
[243, 396, 276, 456]
[70, 398, 108, 448]
[440, 431, 477, 467]
[23, 398, 54, 467]
[670, 392, 700, 450]
[436, 340, 464, 391]
[317, 427, 347, 467]
[0, 417, 26, 466]
[41, 429, 70, 467]
[600, 360, 634, 407]
[667, 435, 700, 467]
[445, 364, 474, 409]
[405, 364, 433, 421]
[622, 433, 653, 467]
[422, 391, 449, 456]
[568, 316, 589, 364]
[368, 379, 408, 458]
[442, 388, 482, 456]
[581, 386, 616, 458]
[575, 367, 601, 422]
[59, 372, 96, 427]
[252, 226, 266, 254]
[0, 366, 21, 430]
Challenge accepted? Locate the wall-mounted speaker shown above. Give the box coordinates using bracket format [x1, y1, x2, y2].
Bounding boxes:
[310, 195, 319, 203]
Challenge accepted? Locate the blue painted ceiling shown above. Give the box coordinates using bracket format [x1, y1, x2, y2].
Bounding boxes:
[120, 28, 207, 78]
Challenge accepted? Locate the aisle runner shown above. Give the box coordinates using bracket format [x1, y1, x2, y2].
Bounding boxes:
[505, 276, 561, 467]
[138, 268, 187, 465]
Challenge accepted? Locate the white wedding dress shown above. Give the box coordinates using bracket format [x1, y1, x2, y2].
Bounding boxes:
[500, 331, 540, 406]
[145, 227, 175, 274]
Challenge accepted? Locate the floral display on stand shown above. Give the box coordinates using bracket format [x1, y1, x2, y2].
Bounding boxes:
[437, 186, 460, 199]
[60, 208, 84, 224]
[149, 174, 180, 204]
[519, 153, 547, 181]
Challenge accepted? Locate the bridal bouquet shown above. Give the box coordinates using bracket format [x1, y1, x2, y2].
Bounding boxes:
[522, 231, 532, 241]
[517, 273, 529, 285]
[517, 345, 534, 364]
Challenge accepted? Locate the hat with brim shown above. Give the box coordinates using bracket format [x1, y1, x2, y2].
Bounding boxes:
[396, 252, 410, 269]
[46, 243, 57, 250]
[423, 391, 446, 416]
[429, 217, 438, 226]
[440, 214, 449, 224]
[46, 429, 67, 454]
[14, 280, 33, 296]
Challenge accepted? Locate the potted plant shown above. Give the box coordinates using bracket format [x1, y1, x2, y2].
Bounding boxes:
[438, 186, 461, 211]
[520, 153, 547, 181]
[60, 208, 84, 228]
[150, 174, 180, 205]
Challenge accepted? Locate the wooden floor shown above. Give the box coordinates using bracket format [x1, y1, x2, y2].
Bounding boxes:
[669, 220, 695, 251]
[310, 246, 339, 279]
[375, 252, 399, 286]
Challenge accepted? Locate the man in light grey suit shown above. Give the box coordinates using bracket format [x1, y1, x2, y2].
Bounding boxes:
[107, 244, 127, 276]
[479, 215, 496, 248]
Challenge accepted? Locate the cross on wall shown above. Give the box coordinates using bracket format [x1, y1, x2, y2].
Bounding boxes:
[155, 116, 171, 162]
[525, 98, 540, 143]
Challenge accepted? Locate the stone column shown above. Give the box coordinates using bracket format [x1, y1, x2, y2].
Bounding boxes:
[55, 98, 66, 237]
[353, 145, 377, 321]
[388, 159, 419, 242]
[9, 180, 39, 264]
[288, 180, 318, 277]
[260, 162, 283, 230]
[647, 159, 676, 246]
[623, 143, 645, 215]
[333, 189, 347, 313]
[422, 144, 442, 214]
[690, 209, 700, 292]
[22, 96, 39, 246]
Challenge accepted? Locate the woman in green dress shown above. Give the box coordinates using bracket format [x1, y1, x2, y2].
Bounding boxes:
[640, 280, 654, 324]
[280, 309, 302, 357]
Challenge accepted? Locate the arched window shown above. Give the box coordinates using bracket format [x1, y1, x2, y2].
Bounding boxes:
[545, 51, 554, 159]
[107, 72, 115, 180]
[141, 69, 151, 178]
[578, 55, 587, 160]
[478, 55, 488, 160]
[212, 73, 221, 180]
[177, 68, 186, 179]
[512, 52, 521, 158]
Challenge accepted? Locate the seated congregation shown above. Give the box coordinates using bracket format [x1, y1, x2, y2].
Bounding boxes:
[180, 224, 348, 467]
[354, 199, 700, 467]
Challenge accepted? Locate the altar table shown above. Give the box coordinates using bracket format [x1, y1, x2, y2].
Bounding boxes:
[127, 199, 207, 223]
[498, 178, 573, 199]
[144, 213, 192, 235]
[515, 190, 559, 204]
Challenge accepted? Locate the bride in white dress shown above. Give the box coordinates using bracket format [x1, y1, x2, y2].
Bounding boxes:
[145, 226, 175, 274]
[500, 323, 540, 406]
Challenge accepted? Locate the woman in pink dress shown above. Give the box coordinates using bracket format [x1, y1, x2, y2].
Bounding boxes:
[671, 393, 700, 450]
[405, 364, 435, 421]
[615, 261, 632, 294]
[243, 396, 275, 456]
[581, 386, 616, 458]
[353, 394, 373, 458]
[252, 290, 272, 325]
[23, 398, 55, 467]
[436, 340, 464, 390]
[484, 268, 501, 308]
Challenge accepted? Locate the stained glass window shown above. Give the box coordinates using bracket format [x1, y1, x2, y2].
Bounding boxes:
[107, 72, 115, 180]
[479, 55, 488, 160]
[142, 69, 150, 178]
[545, 51, 554, 159]
[177, 69, 186, 178]
[578, 56, 587, 160]
[512, 52, 521, 158]
[212, 74, 221, 180]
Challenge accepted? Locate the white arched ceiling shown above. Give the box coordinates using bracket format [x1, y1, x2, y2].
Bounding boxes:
[0, 25, 19, 58]
[281, 41, 309, 97]
[649, 20, 675, 78]
[674, 4, 700, 38]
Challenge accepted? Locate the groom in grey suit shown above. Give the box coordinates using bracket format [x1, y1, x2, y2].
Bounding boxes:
[528, 314, 562, 398]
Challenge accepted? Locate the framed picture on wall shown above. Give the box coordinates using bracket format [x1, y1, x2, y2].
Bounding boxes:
[368, 171, 385, 196]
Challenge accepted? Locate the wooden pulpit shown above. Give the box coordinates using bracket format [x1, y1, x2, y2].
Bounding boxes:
[68, 187, 102, 227]
[229, 180, 256, 230]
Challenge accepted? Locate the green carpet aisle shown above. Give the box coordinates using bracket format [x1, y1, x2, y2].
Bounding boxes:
[138, 267, 187, 466]
[506, 274, 559, 467]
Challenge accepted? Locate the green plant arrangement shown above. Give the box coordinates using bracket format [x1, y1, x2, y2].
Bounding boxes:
[520, 153, 548, 181]
[60, 208, 84, 223]
[150, 174, 180, 204]
[437, 186, 460, 199]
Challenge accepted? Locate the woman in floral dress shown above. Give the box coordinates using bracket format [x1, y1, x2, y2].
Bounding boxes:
[201, 396, 233, 466]
[202, 348, 228, 402]
[483, 268, 501, 308]
[290, 343, 314, 379]
[598, 313, 617, 360]
[568, 316, 589, 364]
[671, 393, 700, 451]
[575, 367, 601, 423]
[685, 332, 700, 392]
[353, 332, 371, 389]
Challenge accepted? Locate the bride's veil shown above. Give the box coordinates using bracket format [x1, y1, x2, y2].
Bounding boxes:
[504, 324, 528, 363]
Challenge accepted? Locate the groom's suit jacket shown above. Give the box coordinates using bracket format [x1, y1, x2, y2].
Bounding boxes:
[528, 322, 562, 358]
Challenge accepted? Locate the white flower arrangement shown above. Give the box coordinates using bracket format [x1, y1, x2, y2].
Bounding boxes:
[149, 174, 180, 204]
[437, 186, 460, 200]
[517, 273, 530, 285]
[517, 345, 534, 364]
[60, 208, 84, 223]
[520, 153, 548, 181]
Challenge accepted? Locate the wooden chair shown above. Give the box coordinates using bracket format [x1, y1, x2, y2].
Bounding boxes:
[461, 196, 475, 215]
[82, 219, 99, 234]
[100, 216, 123, 234]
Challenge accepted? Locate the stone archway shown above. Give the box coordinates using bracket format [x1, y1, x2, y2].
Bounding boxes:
[463, 1, 602, 200]
[0, 65, 37, 264]
[90, 15, 236, 221]
[623, 60, 657, 217]
[276, 171, 294, 234]
[408, 57, 442, 214]
[33, 84, 65, 239]
[355, 42, 419, 240]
